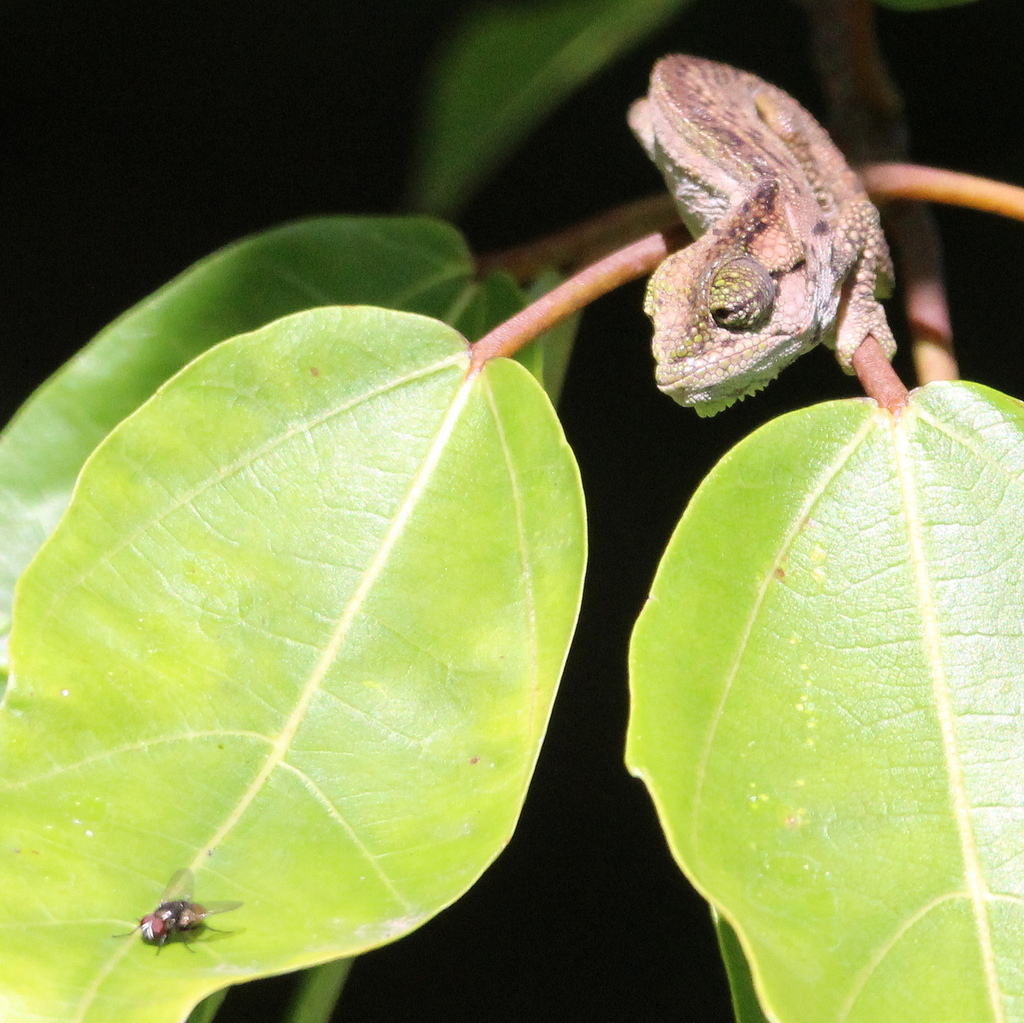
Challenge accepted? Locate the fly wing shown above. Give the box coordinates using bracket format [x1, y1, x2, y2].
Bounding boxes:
[200, 900, 242, 917]
[160, 868, 195, 903]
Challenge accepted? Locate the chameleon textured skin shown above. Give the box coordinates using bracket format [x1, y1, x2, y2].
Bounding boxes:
[630, 55, 895, 415]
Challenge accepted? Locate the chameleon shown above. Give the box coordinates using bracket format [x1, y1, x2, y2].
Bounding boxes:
[629, 55, 895, 415]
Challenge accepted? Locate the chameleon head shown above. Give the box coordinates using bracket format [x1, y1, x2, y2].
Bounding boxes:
[644, 243, 818, 416]
[630, 55, 896, 414]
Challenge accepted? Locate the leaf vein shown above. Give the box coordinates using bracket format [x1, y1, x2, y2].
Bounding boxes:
[185, 371, 478, 900]
[32, 353, 466, 630]
[690, 414, 879, 849]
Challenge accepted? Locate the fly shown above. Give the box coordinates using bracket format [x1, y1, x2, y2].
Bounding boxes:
[119, 868, 241, 951]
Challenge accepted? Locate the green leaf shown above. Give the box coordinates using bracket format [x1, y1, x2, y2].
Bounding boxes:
[0, 217, 505, 671]
[628, 383, 1024, 1023]
[452, 269, 524, 344]
[1, 306, 586, 1022]
[408, 0, 692, 216]
[515, 270, 580, 403]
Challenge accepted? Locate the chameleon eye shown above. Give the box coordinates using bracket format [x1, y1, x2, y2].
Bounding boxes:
[707, 256, 776, 331]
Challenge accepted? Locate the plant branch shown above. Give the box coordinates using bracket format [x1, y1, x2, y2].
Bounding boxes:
[472, 161, 1024, 402]
[862, 160, 1024, 384]
[477, 162, 1024, 289]
[470, 157, 1024, 389]
[476, 194, 680, 282]
[862, 163, 1024, 222]
[881, 199, 954, 386]
[469, 229, 683, 371]
[798, 0, 956, 386]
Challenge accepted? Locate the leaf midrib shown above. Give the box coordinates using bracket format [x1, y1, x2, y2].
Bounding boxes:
[888, 412, 1003, 1022]
[70, 357, 473, 1021]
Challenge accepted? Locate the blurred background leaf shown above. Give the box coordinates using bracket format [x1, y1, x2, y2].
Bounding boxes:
[408, 0, 692, 216]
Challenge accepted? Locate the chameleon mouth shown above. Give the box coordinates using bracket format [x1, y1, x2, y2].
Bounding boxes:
[653, 361, 694, 389]
[653, 349, 742, 391]
[653, 340, 776, 399]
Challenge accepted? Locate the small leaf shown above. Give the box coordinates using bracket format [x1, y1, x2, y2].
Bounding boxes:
[629, 383, 1024, 1023]
[712, 908, 771, 1023]
[516, 270, 580, 403]
[185, 990, 229, 1023]
[408, 0, 692, 216]
[283, 960, 353, 1023]
[0, 217, 498, 670]
[1, 306, 586, 1021]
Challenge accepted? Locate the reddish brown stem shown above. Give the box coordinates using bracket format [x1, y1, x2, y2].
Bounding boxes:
[852, 337, 909, 414]
[882, 200, 955, 385]
[799, 0, 956, 389]
[476, 195, 679, 282]
[797, 0, 904, 166]
[469, 230, 680, 372]
[471, 155, 1022, 405]
[863, 160, 1024, 385]
[863, 163, 1024, 222]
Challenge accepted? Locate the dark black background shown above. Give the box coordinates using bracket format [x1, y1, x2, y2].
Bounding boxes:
[4, 1, 1022, 1019]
